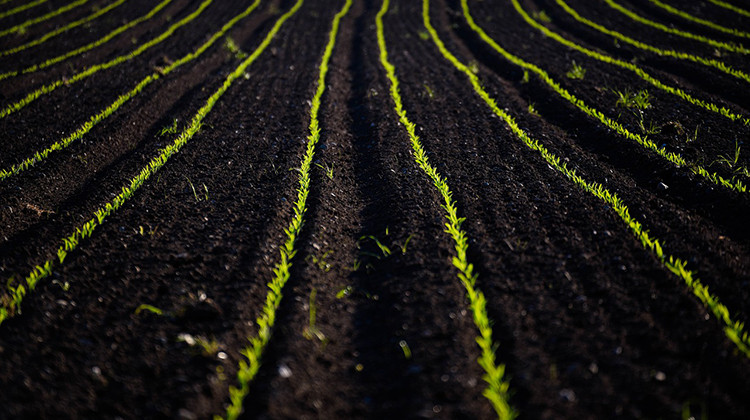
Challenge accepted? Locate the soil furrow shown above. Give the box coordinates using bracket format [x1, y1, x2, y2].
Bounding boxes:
[0, 0, 749, 418]
[0, 1, 322, 417]
[388, 0, 750, 417]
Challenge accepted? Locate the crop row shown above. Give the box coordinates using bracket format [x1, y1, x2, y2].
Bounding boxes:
[0, 0, 348, 418]
[0, 0, 89, 38]
[646, 0, 750, 38]
[0, 0, 127, 57]
[216, 0, 349, 418]
[513, 0, 750, 133]
[430, 0, 750, 359]
[0, 0, 211, 119]
[603, 0, 749, 53]
[0, 0, 261, 181]
[463, 0, 746, 195]
[0, 0, 174, 81]
[1, 0, 748, 417]
[709, 0, 750, 18]
[378, 0, 515, 417]
[0, 0, 270, 324]
[0, 0, 47, 20]
[553, 0, 750, 87]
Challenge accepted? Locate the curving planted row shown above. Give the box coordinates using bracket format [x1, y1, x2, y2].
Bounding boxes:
[424, 0, 750, 361]
[602, 0, 749, 52]
[0, 0, 47, 20]
[215, 0, 351, 418]
[511, 0, 750, 127]
[646, 0, 750, 39]
[0, 0, 89, 38]
[0, 0, 174, 81]
[0, 0, 291, 327]
[708, 0, 750, 18]
[378, 0, 516, 418]
[0, 0, 262, 181]
[551, 0, 750, 85]
[0, 0, 128, 57]
[460, 0, 745, 194]
[0, 0, 212, 119]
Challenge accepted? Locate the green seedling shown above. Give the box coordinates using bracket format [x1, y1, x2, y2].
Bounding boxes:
[134, 304, 163, 315]
[51, 279, 70, 291]
[314, 162, 334, 179]
[336, 285, 353, 298]
[633, 110, 660, 136]
[159, 119, 178, 136]
[615, 88, 651, 109]
[418, 30, 429, 40]
[398, 234, 414, 254]
[423, 83, 434, 98]
[521, 70, 529, 83]
[138, 225, 159, 236]
[224, 36, 247, 59]
[468, 60, 480, 74]
[565, 61, 586, 79]
[527, 103, 539, 116]
[359, 235, 391, 257]
[533, 9, 551, 22]
[303, 288, 326, 342]
[178, 333, 220, 356]
[686, 125, 699, 143]
[196, 336, 220, 356]
[306, 250, 332, 272]
[399, 340, 412, 359]
[346, 259, 361, 272]
[715, 141, 743, 169]
[184, 176, 209, 202]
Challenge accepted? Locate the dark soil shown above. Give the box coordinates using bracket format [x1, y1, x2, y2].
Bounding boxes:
[0, 0, 749, 418]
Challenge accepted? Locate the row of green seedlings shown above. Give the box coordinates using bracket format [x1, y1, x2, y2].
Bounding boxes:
[460, 0, 746, 194]
[511, 0, 750, 127]
[0, 0, 47, 20]
[217, 1, 350, 418]
[0, 0, 293, 326]
[603, 0, 749, 52]
[378, 0, 515, 418]
[0, 0, 127, 57]
[0, 0, 212, 119]
[0, 0, 89, 37]
[708, 0, 750, 18]
[551, 0, 750, 85]
[646, 0, 750, 39]
[0, 0, 173, 81]
[0, 0, 262, 182]
[424, 0, 750, 359]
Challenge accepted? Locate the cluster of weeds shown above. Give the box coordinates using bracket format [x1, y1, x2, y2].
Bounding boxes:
[565, 61, 585, 79]
[306, 250, 333, 272]
[314, 162, 334, 179]
[224, 36, 247, 60]
[615, 88, 651, 109]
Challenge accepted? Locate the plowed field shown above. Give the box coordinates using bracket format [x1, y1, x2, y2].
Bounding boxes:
[1, 0, 749, 418]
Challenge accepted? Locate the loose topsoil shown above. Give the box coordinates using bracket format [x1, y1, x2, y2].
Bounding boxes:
[0, 0, 749, 418]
